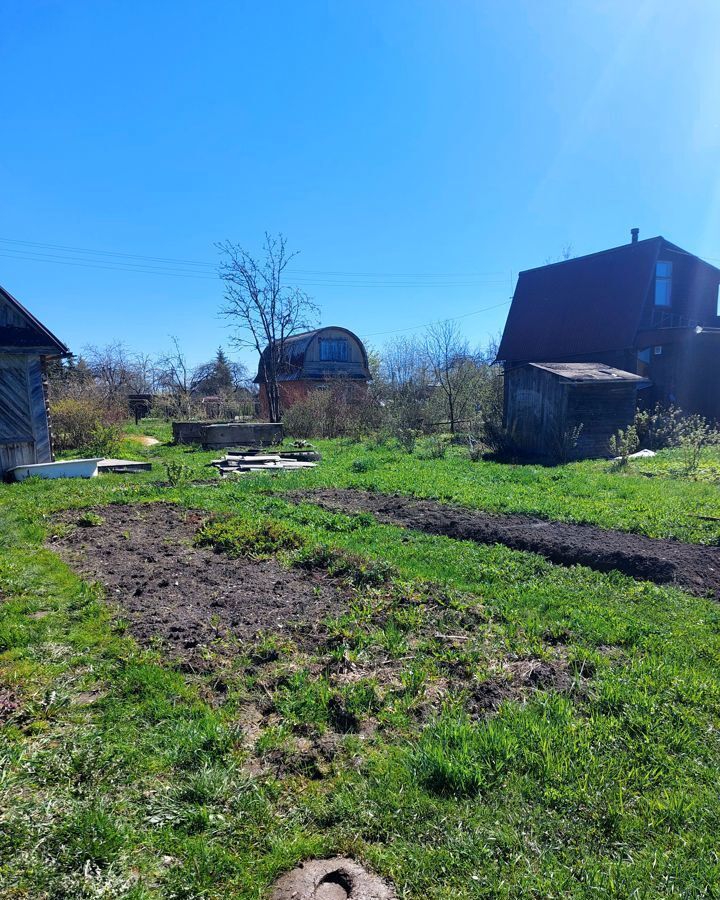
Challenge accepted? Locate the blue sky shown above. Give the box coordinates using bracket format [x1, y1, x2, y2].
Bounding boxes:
[3, 0, 720, 371]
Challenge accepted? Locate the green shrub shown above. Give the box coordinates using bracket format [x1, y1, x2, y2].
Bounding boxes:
[466, 435, 484, 461]
[50, 396, 125, 454]
[394, 428, 418, 453]
[609, 425, 640, 467]
[350, 457, 376, 473]
[86, 422, 122, 457]
[676, 415, 720, 476]
[634, 403, 684, 450]
[164, 460, 191, 487]
[416, 434, 450, 459]
[195, 517, 306, 558]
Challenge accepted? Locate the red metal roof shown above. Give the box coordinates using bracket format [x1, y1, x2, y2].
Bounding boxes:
[497, 237, 720, 363]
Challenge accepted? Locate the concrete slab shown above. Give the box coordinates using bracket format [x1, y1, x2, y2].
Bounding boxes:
[98, 459, 153, 473]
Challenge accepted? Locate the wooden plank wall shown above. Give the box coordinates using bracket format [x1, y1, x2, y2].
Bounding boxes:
[0, 351, 53, 475]
[505, 365, 567, 457]
[505, 366, 639, 461]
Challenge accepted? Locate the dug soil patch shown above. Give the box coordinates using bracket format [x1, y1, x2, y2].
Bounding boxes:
[288, 489, 720, 599]
[49, 503, 348, 662]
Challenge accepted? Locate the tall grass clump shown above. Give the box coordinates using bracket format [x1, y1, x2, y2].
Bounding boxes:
[413, 713, 518, 797]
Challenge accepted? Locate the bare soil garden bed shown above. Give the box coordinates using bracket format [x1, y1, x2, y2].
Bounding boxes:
[288, 489, 720, 599]
[49, 503, 348, 664]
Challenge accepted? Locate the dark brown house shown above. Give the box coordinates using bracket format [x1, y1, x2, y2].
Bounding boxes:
[504, 362, 648, 461]
[0, 284, 69, 477]
[498, 231, 720, 420]
[255, 326, 371, 418]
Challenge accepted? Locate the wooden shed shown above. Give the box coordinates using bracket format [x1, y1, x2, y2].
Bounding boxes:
[504, 362, 649, 461]
[0, 284, 69, 477]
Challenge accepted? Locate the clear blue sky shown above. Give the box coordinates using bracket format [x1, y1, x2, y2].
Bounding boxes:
[3, 0, 720, 372]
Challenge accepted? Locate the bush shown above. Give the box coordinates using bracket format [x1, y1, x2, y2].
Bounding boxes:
[416, 434, 451, 460]
[634, 404, 684, 450]
[675, 415, 720, 476]
[480, 421, 523, 461]
[50, 396, 125, 455]
[394, 427, 418, 454]
[634, 406, 719, 475]
[349, 457, 376, 473]
[283, 383, 381, 439]
[164, 460, 191, 486]
[608, 425, 640, 467]
[466, 435, 483, 462]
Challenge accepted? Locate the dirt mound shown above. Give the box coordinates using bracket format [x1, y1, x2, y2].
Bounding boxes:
[288, 489, 720, 599]
[270, 858, 396, 900]
[49, 503, 349, 662]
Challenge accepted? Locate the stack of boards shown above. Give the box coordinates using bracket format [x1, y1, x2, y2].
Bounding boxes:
[211, 448, 320, 477]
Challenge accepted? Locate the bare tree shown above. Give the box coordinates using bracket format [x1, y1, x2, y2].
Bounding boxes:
[424, 320, 475, 433]
[83, 341, 140, 399]
[375, 335, 433, 432]
[156, 336, 204, 416]
[218, 233, 318, 422]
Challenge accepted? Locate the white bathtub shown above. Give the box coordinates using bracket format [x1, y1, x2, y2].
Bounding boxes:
[9, 458, 103, 482]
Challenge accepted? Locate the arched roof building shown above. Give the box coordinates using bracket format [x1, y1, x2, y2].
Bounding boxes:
[254, 326, 371, 418]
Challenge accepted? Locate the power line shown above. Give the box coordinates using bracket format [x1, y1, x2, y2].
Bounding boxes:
[360, 299, 511, 339]
[0, 246, 510, 288]
[0, 248, 509, 288]
[0, 235, 507, 282]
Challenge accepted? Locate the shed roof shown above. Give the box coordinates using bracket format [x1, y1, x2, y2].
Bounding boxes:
[526, 362, 650, 384]
[497, 237, 720, 363]
[254, 326, 369, 383]
[0, 284, 70, 356]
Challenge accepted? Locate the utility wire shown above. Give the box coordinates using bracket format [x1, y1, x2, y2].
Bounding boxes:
[0, 236, 507, 282]
[0, 248, 508, 288]
[360, 299, 511, 339]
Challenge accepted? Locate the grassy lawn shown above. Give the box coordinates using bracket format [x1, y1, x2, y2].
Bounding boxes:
[2, 432, 720, 897]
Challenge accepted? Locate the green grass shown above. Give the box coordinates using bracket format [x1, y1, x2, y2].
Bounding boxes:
[2, 429, 720, 896]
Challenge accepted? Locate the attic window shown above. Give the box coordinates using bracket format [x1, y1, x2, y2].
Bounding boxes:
[319, 338, 348, 362]
[654, 261, 672, 307]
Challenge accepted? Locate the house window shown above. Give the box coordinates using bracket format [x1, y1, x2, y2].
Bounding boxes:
[654, 261, 672, 307]
[653, 345, 663, 356]
[319, 338, 349, 362]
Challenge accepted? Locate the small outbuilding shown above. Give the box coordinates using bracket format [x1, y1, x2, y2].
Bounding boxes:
[0, 284, 69, 477]
[255, 326, 371, 419]
[504, 362, 649, 461]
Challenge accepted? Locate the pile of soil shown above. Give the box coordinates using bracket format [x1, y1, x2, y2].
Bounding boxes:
[288, 489, 720, 599]
[49, 503, 348, 663]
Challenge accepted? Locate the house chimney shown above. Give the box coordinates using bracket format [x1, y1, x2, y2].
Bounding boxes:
[631, 227, 639, 244]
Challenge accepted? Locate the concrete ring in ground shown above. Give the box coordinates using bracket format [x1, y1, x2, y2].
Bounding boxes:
[270, 857, 396, 900]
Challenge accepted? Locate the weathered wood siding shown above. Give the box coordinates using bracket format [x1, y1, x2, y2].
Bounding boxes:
[565, 385, 638, 459]
[505, 366, 639, 461]
[0, 295, 27, 329]
[505, 365, 567, 457]
[0, 352, 53, 476]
